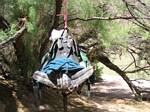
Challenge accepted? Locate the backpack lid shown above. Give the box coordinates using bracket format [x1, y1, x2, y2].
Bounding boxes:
[50, 29, 64, 41]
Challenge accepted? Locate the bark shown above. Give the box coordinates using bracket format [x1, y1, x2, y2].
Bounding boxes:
[0, 52, 10, 67]
[13, 30, 27, 74]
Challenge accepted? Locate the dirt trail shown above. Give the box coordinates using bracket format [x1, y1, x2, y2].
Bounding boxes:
[91, 74, 134, 99]
[0, 75, 150, 112]
[71, 75, 150, 112]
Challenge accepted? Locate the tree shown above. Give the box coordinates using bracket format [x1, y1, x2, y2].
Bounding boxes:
[0, 0, 150, 99]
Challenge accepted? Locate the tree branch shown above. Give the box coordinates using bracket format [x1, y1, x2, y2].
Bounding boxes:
[128, 48, 138, 67]
[95, 53, 141, 99]
[122, 0, 150, 32]
[123, 61, 134, 71]
[136, 0, 150, 12]
[125, 66, 150, 74]
[0, 24, 27, 49]
[58, 16, 150, 26]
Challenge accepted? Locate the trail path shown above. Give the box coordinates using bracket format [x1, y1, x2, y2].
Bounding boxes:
[68, 75, 150, 112]
[91, 74, 133, 99]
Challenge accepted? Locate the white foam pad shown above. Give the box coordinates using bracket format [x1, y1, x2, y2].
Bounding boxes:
[50, 29, 68, 41]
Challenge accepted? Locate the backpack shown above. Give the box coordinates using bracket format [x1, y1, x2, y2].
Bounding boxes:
[49, 29, 80, 62]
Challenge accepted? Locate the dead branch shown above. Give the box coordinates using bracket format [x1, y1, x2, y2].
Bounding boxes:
[127, 48, 149, 75]
[88, 45, 141, 99]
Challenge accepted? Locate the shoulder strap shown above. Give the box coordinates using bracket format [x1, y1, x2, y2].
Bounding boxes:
[49, 39, 58, 60]
[72, 39, 80, 57]
[67, 47, 73, 58]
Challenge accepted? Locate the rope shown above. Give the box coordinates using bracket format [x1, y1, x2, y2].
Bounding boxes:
[57, 0, 68, 29]
[63, 0, 68, 29]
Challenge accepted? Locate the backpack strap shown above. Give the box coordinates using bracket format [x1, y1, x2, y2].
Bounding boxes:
[72, 39, 80, 57]
[49, 39, 58, 60]
[49, 29, 80, 60]
[67, 47, 73, 58]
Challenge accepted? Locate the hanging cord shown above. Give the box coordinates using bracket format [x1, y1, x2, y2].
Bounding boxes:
[63, 0, 68, 29]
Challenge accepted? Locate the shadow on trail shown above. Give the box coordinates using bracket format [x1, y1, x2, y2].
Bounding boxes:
[69, 95, 110, 112]
[91, 90, 133, 102]
[14, 80, 37, 112]
[91, 77, 134, 99]
[0, 83, 17, 112]
[0, 74, 136, 112]
[91, 86, 134, 100]
[0, 80, 36, 112]
[0, 79, 105, 112]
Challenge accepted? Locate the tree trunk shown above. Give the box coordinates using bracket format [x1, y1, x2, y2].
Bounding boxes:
[97, 54, 142, 100]
[13, 27, 27, 75]
[39, 0, 63, 60]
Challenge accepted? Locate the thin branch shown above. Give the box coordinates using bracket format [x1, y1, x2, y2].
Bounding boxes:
[58, 16, 150, 26]
[127, 48, 150, 75]
[122, 0, 150, 32]
[136, 0, 150, 12]
[128, 19, 149, 31]
[72, 16, 150, 21]
[125, 66, 150, 74]
[123, 61, 134, 71]
[146, 59, 150, 66]
[126, 2, 148, 17]
[128, 48, 138, 67]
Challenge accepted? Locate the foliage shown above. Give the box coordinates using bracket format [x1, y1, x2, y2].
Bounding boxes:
[95, 62, 104, 80]
[0, 24, 17, 42]
[0, 0, 150, 80]
[18, 0, 55, 75]
[68, 0, 149, 47]
[0, 0, 55, 77]
[0, 31, 7, 42]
